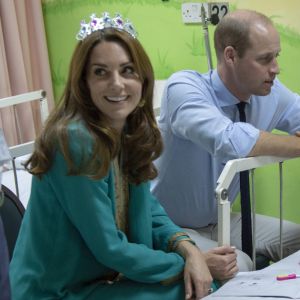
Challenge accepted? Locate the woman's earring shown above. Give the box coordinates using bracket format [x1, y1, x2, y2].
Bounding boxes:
[138, 99, 146, 108]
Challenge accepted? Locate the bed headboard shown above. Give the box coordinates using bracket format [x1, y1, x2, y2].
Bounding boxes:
[0, 90, 49, 159]
[0, 90, 49, 198]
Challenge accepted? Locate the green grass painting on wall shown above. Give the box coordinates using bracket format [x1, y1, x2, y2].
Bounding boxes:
[42, 0, 222, 102]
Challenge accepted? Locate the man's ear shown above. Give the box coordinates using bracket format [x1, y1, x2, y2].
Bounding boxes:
[223, 46, 237, 64]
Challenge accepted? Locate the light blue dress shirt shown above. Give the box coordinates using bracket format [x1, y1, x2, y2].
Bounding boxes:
[151, 69, 300, 228]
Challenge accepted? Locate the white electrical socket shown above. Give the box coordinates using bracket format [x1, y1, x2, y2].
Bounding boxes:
[181, 3, 208, 24]
[182, 2, 229, 25]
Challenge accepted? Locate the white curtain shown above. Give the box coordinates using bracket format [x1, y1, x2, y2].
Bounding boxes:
[0, 0, 54, 146]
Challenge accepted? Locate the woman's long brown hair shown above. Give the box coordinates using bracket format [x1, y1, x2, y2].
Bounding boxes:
[26, 28, 162, 185]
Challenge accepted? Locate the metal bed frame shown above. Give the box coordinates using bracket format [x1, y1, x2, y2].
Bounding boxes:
[0, 90, 49, 198]
[215, 155, 294, 269]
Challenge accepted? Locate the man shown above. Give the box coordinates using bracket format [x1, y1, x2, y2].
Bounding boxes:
[151, 9, 300, 271]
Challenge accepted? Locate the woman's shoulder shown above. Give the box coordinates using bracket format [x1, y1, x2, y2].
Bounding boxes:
[65, 121, 94, 155]
[67, 120, 90, 137]
[67, 120, 93, 142]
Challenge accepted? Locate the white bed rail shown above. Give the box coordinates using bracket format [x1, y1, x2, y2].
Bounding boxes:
[0, 90, 48, 123]
[216, 155, 293, 269]
[0, 90, 48, 197]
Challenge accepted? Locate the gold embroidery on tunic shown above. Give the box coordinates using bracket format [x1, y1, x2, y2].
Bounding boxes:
[113, 157, 129, 234]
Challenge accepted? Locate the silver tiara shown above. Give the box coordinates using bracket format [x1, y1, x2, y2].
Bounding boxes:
[76, 12, 138, 41]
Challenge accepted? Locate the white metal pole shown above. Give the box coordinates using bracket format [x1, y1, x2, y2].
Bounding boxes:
[200, 4, 213, 70]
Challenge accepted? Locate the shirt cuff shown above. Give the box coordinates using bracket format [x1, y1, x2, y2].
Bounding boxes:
[230, 123, 260, 158]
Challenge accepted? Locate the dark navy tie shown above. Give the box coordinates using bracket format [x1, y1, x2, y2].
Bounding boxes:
[237, 102, 253, 259]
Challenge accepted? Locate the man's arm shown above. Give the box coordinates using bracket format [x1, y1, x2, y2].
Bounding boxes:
[248, 131, 300, 157]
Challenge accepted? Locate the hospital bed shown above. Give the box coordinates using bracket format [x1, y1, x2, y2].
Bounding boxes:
[0, 90, 49, 208]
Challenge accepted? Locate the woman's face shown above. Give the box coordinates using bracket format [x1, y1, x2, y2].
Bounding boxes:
[86, 40, 142, 132]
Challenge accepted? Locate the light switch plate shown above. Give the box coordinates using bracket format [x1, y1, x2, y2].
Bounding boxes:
[181, 2, 229, 25]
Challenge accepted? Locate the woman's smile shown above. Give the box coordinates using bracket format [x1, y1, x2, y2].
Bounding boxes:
[87, 41, 142, 133]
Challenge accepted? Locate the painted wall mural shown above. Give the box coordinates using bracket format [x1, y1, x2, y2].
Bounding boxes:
[42, 0, 300, 223]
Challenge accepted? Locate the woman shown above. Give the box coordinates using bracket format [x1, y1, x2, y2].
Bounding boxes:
[10, 12, 217, 299]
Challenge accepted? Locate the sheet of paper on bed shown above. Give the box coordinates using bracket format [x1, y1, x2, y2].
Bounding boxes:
[203, 250, 300, 300]
[211, 268, 300, 298]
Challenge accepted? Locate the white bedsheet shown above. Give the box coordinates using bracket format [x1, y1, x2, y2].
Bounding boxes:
[2, 154, 32, 209]
[2, 169, 32, 209]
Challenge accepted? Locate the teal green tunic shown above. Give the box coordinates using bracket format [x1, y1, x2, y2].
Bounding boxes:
[9, 123, 187, 299]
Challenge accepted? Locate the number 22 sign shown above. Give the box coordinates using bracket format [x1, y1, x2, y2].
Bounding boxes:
[208, 2, 229, 25]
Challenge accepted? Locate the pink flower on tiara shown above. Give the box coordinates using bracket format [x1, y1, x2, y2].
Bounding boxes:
[112, 14, 124, 29]
[76, 12, 138, 41]
[90, 15, 104, 31]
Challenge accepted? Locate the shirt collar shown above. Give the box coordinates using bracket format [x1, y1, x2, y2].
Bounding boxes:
[211, 69, 251, 107]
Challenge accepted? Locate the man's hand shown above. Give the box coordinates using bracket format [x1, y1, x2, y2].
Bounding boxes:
[203, 246, 238, 280]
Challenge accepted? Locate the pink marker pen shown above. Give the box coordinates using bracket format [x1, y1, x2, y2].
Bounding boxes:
[276, 273, 300, 281]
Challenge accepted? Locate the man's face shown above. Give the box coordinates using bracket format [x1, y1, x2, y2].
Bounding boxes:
[233, 23, 281, 100]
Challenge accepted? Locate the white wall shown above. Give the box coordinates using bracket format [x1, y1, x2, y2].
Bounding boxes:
[153, 80, 166, 116]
